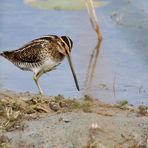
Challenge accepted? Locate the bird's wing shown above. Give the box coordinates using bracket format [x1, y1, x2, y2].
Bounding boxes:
[3, 39, 50, 63]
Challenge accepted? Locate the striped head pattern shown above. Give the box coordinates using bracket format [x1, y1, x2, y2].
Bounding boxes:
[57, 36, 73, 56]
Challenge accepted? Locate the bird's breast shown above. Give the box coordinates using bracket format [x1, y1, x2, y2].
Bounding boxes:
[32, 58, 61, 74]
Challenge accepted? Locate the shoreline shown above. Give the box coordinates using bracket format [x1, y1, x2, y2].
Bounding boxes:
[0, 90, 148, 147]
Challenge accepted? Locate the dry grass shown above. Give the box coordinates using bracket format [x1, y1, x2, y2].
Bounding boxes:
[138, 105, 148, 116]
[117, 100, 129, 106]
[81, 102, 92, 113]
[0, 95, 50, 131]
[0, 135, 10, 148]
[0, 93, 95, 132]
[0, 91, 147, 147]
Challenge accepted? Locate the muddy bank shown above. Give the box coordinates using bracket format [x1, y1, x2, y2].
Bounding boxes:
[0, 90, 148, 147]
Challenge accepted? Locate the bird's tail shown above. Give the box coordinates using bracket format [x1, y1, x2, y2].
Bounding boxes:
[0, 52, 7, 58]
[0, 51, 15, 61]
[0, 52, 4, 57]
[0, 51, 10, 59]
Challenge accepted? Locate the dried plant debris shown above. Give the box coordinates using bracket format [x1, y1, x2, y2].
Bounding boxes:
[0, 91, 148, 147]
[0, 135, 11, 148]
[138, 105, 148, 116]
[84, 95, 94, 102]
[117, 100, 129, 107]
[0, 93, 94, 131]
[119, 133, 148, 148]
[1, 90, 147, 136]
[81, 102, 92, 113]
[0, 95, 50, 131]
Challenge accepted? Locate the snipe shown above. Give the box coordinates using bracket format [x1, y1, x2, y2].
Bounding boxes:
[0, 35, 80, 94]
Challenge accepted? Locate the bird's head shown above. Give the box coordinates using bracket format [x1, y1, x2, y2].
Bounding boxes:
[57, 36, 73, 56]
[57, 36, 80, 91]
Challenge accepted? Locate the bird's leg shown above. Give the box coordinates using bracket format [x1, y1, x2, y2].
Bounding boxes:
[33, 71, 44, 95]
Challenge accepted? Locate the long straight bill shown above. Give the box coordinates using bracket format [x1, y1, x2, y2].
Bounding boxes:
[67, 54, 80, 91]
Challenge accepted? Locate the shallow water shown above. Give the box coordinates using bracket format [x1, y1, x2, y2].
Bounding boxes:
[0, 0, 148, 105]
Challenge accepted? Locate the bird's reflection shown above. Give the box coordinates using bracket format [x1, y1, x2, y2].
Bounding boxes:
[84, 40, 102, 93]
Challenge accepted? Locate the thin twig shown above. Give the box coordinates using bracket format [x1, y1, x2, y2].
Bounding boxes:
[85, 42, 102, 89]
[113, 73, 116, 96]
[85, 0, 102, 42]
[84, 0, 103, 92]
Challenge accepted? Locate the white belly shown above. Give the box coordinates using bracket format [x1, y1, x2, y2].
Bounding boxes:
[32, 59, 60, 74]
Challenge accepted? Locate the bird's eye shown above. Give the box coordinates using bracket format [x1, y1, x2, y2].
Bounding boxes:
[61, 42, 65, 47]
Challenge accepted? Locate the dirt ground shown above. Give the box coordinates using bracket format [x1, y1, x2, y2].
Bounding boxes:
[0, 90, 148, 148]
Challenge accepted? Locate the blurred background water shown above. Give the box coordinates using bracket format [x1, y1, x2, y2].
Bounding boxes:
[0, 0, 148, 105]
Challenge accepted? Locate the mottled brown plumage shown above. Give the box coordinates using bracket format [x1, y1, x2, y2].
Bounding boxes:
[0, 35, 79, 94]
